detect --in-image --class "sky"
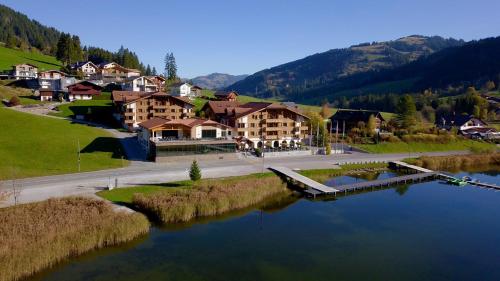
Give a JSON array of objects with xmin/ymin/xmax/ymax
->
[{"xmin": 2, "ymin": 0, "xmax": 500, "ymax": 78}]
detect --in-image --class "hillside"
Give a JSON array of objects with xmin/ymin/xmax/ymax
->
[
  {"xmin": 0, "ymin": 45, "xmax": 62, "ymax": 71},
  {"xmin": 298, "ymin": 36, "xmax": 500, "ymax": 104},
  {"xmin": 0, "ymin": 108, "xmax": 126, "ymax": 180},
  {"xmin": 228, "ymin": 35, "xmax": 464, "ymax": 101},
  {"xmin": 191, "ymin": 73, "xmax": 248, "ymax": 90},
  {"xmin": 0, "ymin": 4, "xmax": 60, "ymax": 53}
]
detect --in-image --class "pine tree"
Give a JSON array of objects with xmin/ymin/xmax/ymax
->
[
  {"xmin": 366, "ymin": 114, "xmax": 377, "ymax": 137},
  {"xmin": 189, "ymin": 160, "xmax": 201, "ymax": 181},
  {"xmin": 56, "ymin": 33, "xmax": 69, "ymax": 63},
  {"xmin": 145, "ymin": 64, "xmax": 152, "ymax": 76},
  {"xmin": 168, "ymin": 53, "xmax": 177, "ymax": 80},
  {"xmin": 397, "ymin": 95, "xmax": 417, "ymax": 129},
  {"xmin": 152, "ymin": 67, "xmax": 157, "ymax": 75}
]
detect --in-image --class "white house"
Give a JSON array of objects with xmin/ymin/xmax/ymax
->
[
  {"xmin": 122, "ymin": 76, "xmax": 159, "ymax": 92},
  {"xmin": 69, "ymin": 61, "xmax": 99, "ymax": 79},
  {"xmin": 170, "ymin": 82, "xmax": 196, "ymax": 99},
  {"xmin": 12, "ymin": 64, "xmax": 38, "ymax": 80}
]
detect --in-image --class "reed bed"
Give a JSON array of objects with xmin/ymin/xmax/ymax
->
[
  {"xmin": 0, "ymin": 197, "xmax": 149, "ymax": 281},
  {"xmin": 133, "ymin": 174, "xmax": 291, "ymax": 223},
  {"xmin": 413, "ymin": 153, "xmax": 500, "ymax": 171}
]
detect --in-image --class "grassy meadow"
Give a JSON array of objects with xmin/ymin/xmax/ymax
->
[
  {"xmin": 412, "ymin": 153, "xmax": 500, "ymax": 171},
  {"xmin": 0, "ymin": 108, "xmax": 127, "ymax": 180},
  {"xmin": 0, "ymin": 197, "xmax": 149, "ymax": 281},
  {"xmin": 0, "ymin": 85, "xmax": 41, "ymax": 106},
  {"xmin": 0, "ymin": 46, "xmax": 62, "ymax": 72}
]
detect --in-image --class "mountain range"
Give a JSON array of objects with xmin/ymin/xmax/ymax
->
[
  {"xmin": 226, "ymin": 35, "xmax": 489, "ymax": 103},
  {"xmin": 191, "ymin": 73, "xmax": 248, "ymax": 90}
]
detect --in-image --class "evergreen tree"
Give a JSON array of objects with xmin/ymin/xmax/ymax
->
[
  {"xmin": 6, "ymin": 33, "xmax": 17, "ymax": 48},
  {"xmin": 152, "ymin": 67, "xmax": 157, "ymax": 75},
  {"xmin": 164, "ymin": 52, "xmax": 178, "ymax": 80},
  {"xmin": 189, "ymin": 160, "xmax": 201, "ymax": 181},
  {"xmin": 56, "ymin": 33, "xmax": 70, "ymax": 64},
  {"xmin": 397, "ymin": 95, "xmax": 417, "ymax": 129},
  {"xmin": 145, "ymin": 64, "xmax": 152, "ymax": 76}
]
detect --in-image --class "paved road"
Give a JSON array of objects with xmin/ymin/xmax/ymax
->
[{"xmin": 0, "ymin": 151, "xmax": 467, "ymax": 207}]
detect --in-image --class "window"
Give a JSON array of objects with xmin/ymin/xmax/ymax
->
[
  {"xmin": 202, "ymin": 129, "xmax": 217, "ymax": 138},
  {"xmin": 250, "ymin": 132, "xmax": 255, "ymax": 136},
  {"xmin": 238, "ymin": 123, "xmax": 245, "ymax": 128},
  {"xmin": 238, "ymin": 132, "xmax": 244, "ymax": 136},
  {"xmin": 283, "ymin": 131, "xmax": 288, "ymax": 134},
  {"xmin": 171, "ymin": 109, "xmax": 176, "ymax": 113},
  {"xmin": 250, "ymin": 123, "xmax": 255, "ymax": 128},
  {"xmin": 221, "ymin": 131, "xmax": 227, "ymax": 137}
]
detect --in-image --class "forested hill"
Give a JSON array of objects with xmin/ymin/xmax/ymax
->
[
  {"xmin": 0, "ymin": 4, "xmax": 148, "ymax": 72},
  {"xmin": 0, "ymin": 4, "xmax": 60, "ymax": 54},
  {"xmin": 295, "ymin": 36, "xmax": 500, "ymax": 104},
  {"xmin": 191, "ymin": 73, "xmax": 248, "ymax": 90},
  {"xmin": 227, "ymin": 35, "xmax": 464, "ymax": 100}
]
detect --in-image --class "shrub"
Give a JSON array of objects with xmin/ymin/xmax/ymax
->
[
  {"xmin": 133, "ymin": 175, "xmax": 290, "ymax": 223},
  {"xmin": 0, "ymin": 197, "xmax": 149, "ymax": 281},
  {"xmin": 325, "ymin": 143, "xmax": 331, "ymax": 155},
  {"xmin": 254, "ymin": 147, "xmax": 262, "ymax": 157},
  {"xmin": 189, "ymin": 160, "xmax": 201, "ymax": 181},
  {"xmin": 9, "ymin": 96, "xmax": 20, "ymax": 106},
  {"xmin": 414, "ymin": 153, "xmax": 500, "ymax": 171}
]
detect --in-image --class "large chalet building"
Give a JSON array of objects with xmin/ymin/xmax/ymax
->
[
  {"xmin": 112, "ymin": 91, "xmax": 195, "ymax": 130},
  {"xmin": 202, "ymin": 101, "xmax": 310, "ymax": 149}
]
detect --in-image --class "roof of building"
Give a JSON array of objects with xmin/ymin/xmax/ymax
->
[
  {"xmin": 461, "ymin": 127, "xmax": 497, "ymax": 134},
  {"xmin": 111, "ymin": 91, "xmax": 195, "ymax": 106},
  {"xmin": 203, "ymin": 101, "xmax": 308, "ymax": 119},
  {"xmin": 13, "ymin": 63, "xmax": 38, "ymax": 68},
  {"xmin": 67, "ymin": 80, "xmax": 103, "ymax": 90},
  {"xmin": 69, "ymin": 61, "xmax": 97, "ymax": 69},
  {"xmin": 331, "ymin": 109, "xmax": 384, "ymax": 122},
  {"xmin": 191, "ymin": 85, "xmax": 202, "ymax": 90},
  {"xmin": 138, "ymin": 117, "xmax": 231, "ymax": 130},
  {"xmin": 214, "ymin": 90, "xmax": 238, "ymax": 97},
  {"xmin": 202, "ymin": 100, "xmax": 242, "ymax": 114},
  {"xmin": 39, "ymin": 70, "xmax": 67, "ymax": 76},
  {"xmin": 439, "ymin": 114, "xmax": 487, "ymax": 127}
]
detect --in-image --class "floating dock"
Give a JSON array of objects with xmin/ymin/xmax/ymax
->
[{"xmin": 270, "ymin": 160, "xmax": 500, "ymax": 197}]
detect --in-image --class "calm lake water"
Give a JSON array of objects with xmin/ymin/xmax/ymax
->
[{"xmin": 31, "ymin": 169, "xmax": 500, "ymax": 281}]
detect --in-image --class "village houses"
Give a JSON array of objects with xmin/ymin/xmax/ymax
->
[
  {"xmin": 122, "ymin": 76, "xmax": 159, "ymax": 92},
  {"xmin": 202, "ymin": 101, "xmax": 310, "ymax": 149},
  {"xmin": 12, "ymin": 63, "xmax": 38, "ymax": 80},
  {"xmin": 69, "ymin": 61, "xmax": 99, "ymax": 79},
  {"xmin": 112, "ymin": 90, "xmax": 195, "ymax": 130}
]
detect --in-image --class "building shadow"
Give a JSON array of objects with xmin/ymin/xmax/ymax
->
[{"xmin": 80, "ymin": 137, "xmax": 123, "ymax": 159}]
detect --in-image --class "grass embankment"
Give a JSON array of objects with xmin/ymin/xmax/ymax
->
[
  {"xmin": 0, "ymin": 85, "xmax": 40, "ymax": 106},
  {"xmin": 0, "ymin": 108, "xmax": 127, "ymax": 180},
  {"xmin": 0, "ymin": 46, "xmax": 62, "ymax": 72},
  {"xmin": 412, "ymin": 153, "xmax": 500, "ymax": 171},
  {"xmin": 0, "ymin": 197, "xmax": 149, "ymax": 281},
  {"xmin": 356, "ymin": 139, "xmax": 496, "ymax": 153},
  {"xmin": 98, "ymin": 163, "xmax": 389, "ymax": 223},
  {"xmin": 101, "ymin": 173, "xmax": 290, "ymax": 223}
]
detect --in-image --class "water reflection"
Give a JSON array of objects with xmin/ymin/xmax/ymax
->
[{"xmin": 29, "ymin": 169, "xmax": 500, "ymax": 281}]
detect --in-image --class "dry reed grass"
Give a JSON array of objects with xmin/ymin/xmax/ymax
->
[
  {"xmin": 133, "ymin": 175, "xmax": 290, "ymax": 223},
  {"xmin": 0, "ymin": 197, "xmax": 149, "ymax": 281},
  {"xmin": 414, "ymin": 153, "xmax": 500, "ymax": 171}
]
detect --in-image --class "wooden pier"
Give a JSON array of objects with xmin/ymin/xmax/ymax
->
[
  {"xmin": 270, "ymin": 161, "xmax": 499, "ymax": 197},
  {"xmin": 333, "ymin": 172, "xmax": 438, "ymax": 193},
  {"xmin": 269, "ymin": 166, "xmax": 338, "ymax": 195}
]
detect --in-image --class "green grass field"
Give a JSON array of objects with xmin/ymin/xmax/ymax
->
[
  {"xmin": 0, "ymin": 108, "xmax": 127, "ymax": 180},
  {"xmin": 0, "ymin": 46, "xmax": 62, "ymax": 72},
  {"xmin": 0, "ymin": 85, "xmax": 41, "ymax": 106},
  {"xmin": 49, "ymin": 92, "xmax": 121, "ymax": 127},
  {"xmin": 356, "ymin": 140, "xmax": 496, "ymax": 153}
]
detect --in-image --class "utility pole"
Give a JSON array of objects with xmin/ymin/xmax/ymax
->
[
  {"xmin": 335, "ymin": 120, "xmax": 339, "ymax": 154},
  {"xmin": 342, "ymin": 120, "xmax": 345, "ymax": 153},
  {"xmin": 77, "ymin": 139, "xmax": 81, "ymax": 172}
]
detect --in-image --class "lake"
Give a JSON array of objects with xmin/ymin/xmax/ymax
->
[{"xmin": 30, "ymin": 169, "xmax": 500, "ymax": 281}]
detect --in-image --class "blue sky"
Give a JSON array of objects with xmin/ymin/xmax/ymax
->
[{"xmin": 2, "ymin": 0, "xmax": 500, "ymax": 78}]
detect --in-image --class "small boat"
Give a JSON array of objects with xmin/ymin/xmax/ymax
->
[
  {"xmin": 447, "ymin": 178, "xmax": 467, "ymax": 186},
  {"xmin": 462, "ymin": 176, "xmax": 472, "ymax": 181}
]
